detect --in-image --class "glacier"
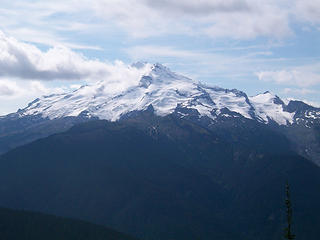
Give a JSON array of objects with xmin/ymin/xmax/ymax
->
[{"xmin": 15, "ymin": 63, "xmax": 318, "ymax": 125}]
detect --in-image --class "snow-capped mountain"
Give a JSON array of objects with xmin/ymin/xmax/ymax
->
[
  {"xmin": 1, "ymin": 62, "xmax": 320, "ymax": 165},
  {"xmin": 15, "ymin": 63, "xmax": 320, "ymax": 126}
]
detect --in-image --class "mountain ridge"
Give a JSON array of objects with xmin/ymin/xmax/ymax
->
[
  {"xmin": 0, "ymin": 63, "xmax": 319, "ymax": 165},
  {"xmin": 5, "ymin": 62, "xmax": 319, "ymax": 126}
]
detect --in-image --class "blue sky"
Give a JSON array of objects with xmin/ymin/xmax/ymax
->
[{"xmin": 0, "ymin": 0, "xmax": 320, "ymax": 115}]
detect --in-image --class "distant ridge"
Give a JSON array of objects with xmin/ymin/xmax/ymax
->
[{"xmin": 0, "ymin": 207, "xmax": 138, "ymax": 240}]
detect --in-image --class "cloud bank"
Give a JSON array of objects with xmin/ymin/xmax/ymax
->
[
  {"xmin": 0, "ymin": 31, "xmax": 154, "ymax": 114},
  {"xmin": 0, "ymin": 31, "xmax": 111, "ymax": 81},
  {"xmin": 256, "ymin": 63, "xmax": 320, "ymax": 87},
  {"xmin": 1, "ymin": 0, "xmax": 319, "ymax": 43},
  {"xmin": 89, "ymin": 0, "xmax": 292, "ymax": 39}
]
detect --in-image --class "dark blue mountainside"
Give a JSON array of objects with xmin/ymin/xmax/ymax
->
[
  {"xmin": 0, "ymin": 109, "xmax": 319, "ymax": 240},
  {"xmin": 0, "ymin": 207, "xmax": 137, "ymax": 240}
]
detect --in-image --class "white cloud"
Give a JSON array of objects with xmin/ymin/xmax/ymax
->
[
  {"xmin": 89, "ymin": 0, "xmax": 293, "ymax": 39},
  {"xmin": 0, "ymin": 79, "xmax": 65, "ymax": 99},
  {"xmin": 91, "ymin": 0, "xmax": 320, "ymax": 38},
  {"xmin": 0, "ymin": 78, "xmax": 69, "ymax": 115},
  {"xmin": 0, "ymin": 0, "xmax": 319, "ymax": 45},
  {"xmin": 294, "ymin": 0, "xmax": 320, "ymax": 25},
  {"xmin": 143, "ymin": 0, "xmax": 251, "ymax": 16},
  {"xmin": 256, "ymin": 63, "xmax": 320, "ymax": 87},
  {"xmin": 0, "ymin": 0, "xmax": 298, "ymax": 41},
  {"xmin": 0, "ymin": 31, "xmax": 157, "ymax": 115},
  {"xmin": 0, "ymin": 80, "xmax": 22, "ymax": 97},
  {"xmin": 0, "ymin": 31, "xmax": 157, "ymax": 85},
  {"xmin": 0, "ymin": 31, "xmax": 156, "ymax": 114},
  {"xmin": 0, "ymin": 31, "xmax": 112, "ymax": 81},
  {"xmin": 204, "ymin": 2, "xmax": 292, "ymax": 39}
]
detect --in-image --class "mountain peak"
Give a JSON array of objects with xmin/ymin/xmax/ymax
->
[{"xmin": 7, "ymin": 62, "xmax": 319, "ymax": 126}]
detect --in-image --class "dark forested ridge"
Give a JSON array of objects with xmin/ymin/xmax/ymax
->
[
  {"xmin": 0, "ymin": 113, "xmax": 95, "ymax": 155},
  {"xmin": 0, "ymin": 111, "xmax": 319, "ymax": 240},
  {"xmin": 0, "ymin": 207, "xmax": 137, "ymax": 240}
]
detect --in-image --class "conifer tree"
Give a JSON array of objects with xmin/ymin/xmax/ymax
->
[{"xmin": 284, "ymin": 182, "xmax": 295, "ymax": 239}]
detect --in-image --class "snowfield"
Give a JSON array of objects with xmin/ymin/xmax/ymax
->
[{"xmin": 18, "ymin": 63, "xmax": 319, "ymax": 125}]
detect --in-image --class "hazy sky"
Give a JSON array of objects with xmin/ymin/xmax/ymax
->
[{"xmin": 0, "ymin": 0, "xmax": 320, "ymax": 115}]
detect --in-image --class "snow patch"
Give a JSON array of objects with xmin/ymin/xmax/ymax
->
[{"xmin": 250, "ymin": 92, "xmax": 294, "ymax": 124}]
